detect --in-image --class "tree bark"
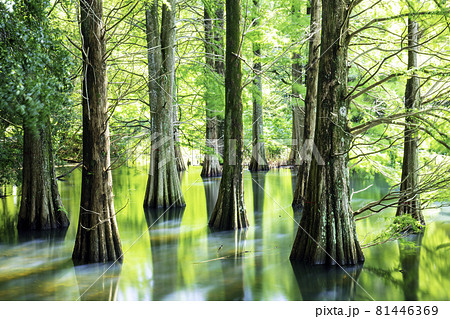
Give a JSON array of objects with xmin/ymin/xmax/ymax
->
[
  {"xmin": 248, "ymin": 0, "xmax": 269, "ymax": 172},
  {"xmin": 72, "ymin": 0, "xmax": 122, "ymax": 265},
  {"xmin": 208, "ymin": 0, "xmax": 248, "ymax": 230},
  {"xmin": 201, "ymin": 1, "xmax": 224, "ymax": 177},
  {"xmin": 144, "ymin": 0, "xmax": 185, "ymax": 208},
  {"xmin": 18, "ymin": 122, "xmax": 70, "ymax": 230},
  {"xmin": 292, "ymin": 0, "xmax": 321, "ymax": 206},
  {"xmin": 396, "ymin": 18, "xmax": 425, "ymax": 226},
  {"xmin": 290, "ymin": 0, "xmax": 364, "ymax": 265},
  {"xmin": 288, "ymin": 2, "xmax": 304, "ymax": 166}
]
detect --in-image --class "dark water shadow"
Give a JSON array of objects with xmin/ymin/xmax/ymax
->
[
  {"xmin": 201, "ymin": 176, "xmax": 221, "ymax": 219},
  {"xmin": 144, "ymin": 206, "xmax": 186, "ymax": 300},
  {"xmin": 398, "ymin": 233, "xmax": 423, "ymax": 301},
  {"xmin": 206, "ymin": 228, "xmax": 248, "ymax": 300},
  {"xmin": 250, "ymin": 171, "xmax": 267, "ymax": 299},
  {"xmin": 74, "ymin": 262, "xmax": 122, "ymax": 301},
  {"xmin": 17, "ymin": 227, "xmax": 68, "ymax": 243},
  {"xmin": 291, "ymin": 262, "xmax": 364, "ymax": 301}
]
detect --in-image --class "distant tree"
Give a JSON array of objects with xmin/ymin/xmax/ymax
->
[
  {"xmin": 288, "ymin": 1, "xmax": 304, "ymax": 167},
  {"xmin": 248, "ymin": 0, "xmax": 269, "ymax": 172},
  {"xmin": 201, "ymin": 0, "xmax": 225, "ymax": 177}
]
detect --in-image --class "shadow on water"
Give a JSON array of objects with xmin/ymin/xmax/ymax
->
[
  {"xmin": 398, "ymin": 233, "xmax": 423, "ymax": 301},
  {"xmin": 290, "ymin": 262, "xmax": 364, "ymax": 301},
  {"xmin": 74, "ymin": 262, "xmax": 122, "ymax": 301},
  {"xmin": 250, "ymin": 171, "xmax": 266, "ymax": 298},
  {"xmin": 144, "ymin": 206, "xmax": 186, "ymax": 300}
]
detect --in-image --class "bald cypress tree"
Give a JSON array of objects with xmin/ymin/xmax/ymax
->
[
  {"xmin": 396, "ymin": 17, "xmax": 425, "ymax": 227},
  {"xmin": 144, "ymin": 0, "xmax": 185, "ymax": 208},
  {"xmin": 72, "ymin": 0, "xmax": 122, "ymax": 264},
  {"xmin": 208, "ymin": 0, "xmax": 248, "ymax": 230},
  {"xmin": 290, "ymin": 0, "xmax": 364, "ymax": 265}
]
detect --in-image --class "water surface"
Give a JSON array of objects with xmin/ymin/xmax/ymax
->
[{"xmin": 0, "ymin": 166, "xmax": 448, "ymax": 301}]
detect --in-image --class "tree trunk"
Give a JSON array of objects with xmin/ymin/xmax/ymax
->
[
  {"xmin": 144, "ymin": 0, "xmax": 185, "ymax": 208},
  {"xmin": 72, "ymin": 0, "xmax": 122, "ymax": 265},
  {"xmin": 292, "ymin": 0, "xmax": 321, "ymax": 207},
  {"xmin": 290, "ymin": 0, "xmax": 364, "ymax": 265},
  {"xmin": 201, "ymin": 1, "xmax": 224, "ymax": 177},
  {"xmin": 18, "ymin": 122, "xmax": 69, "ymax": 230},
  {"xmin": 396, "ymin": 18, "xmax": 425, "ymax": 226},
  {"xmin": 248, "ymin": 0, "xmax": 269, "ymax": 172},
  {"xmin": 208, "ymin": 0, "xmax": 248, "ymax": 230},
  {"xmin": 288, "ymin": 3, "xmax": 304, "ymax": 167},
  {"xmin": 173, "ymin": 50, "xmax": 186, "ymax": 172}
]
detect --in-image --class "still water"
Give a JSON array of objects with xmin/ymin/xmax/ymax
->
[{"xmin": 0, "ymin": 166, "xmax": 449, "ymax": 301}]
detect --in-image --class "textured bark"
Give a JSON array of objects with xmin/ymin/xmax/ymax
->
[
  {"xmin": 18, "ymin": 122, "xmax": 69, "ymax": 230},
  {"xmin": 144, "ymin": 0, "xmax": 185, "ymax": 208},
  {"xmin": 209, "ymin": 0, "xmax": 248, "ymax": 230},
  {"xmin": 290, "ymin": 0, "xmax": 364, "ymax": 265},
  {"xmin": 201, "ymin": 2, "xmax": 224, "ymax": 177},
  {"xmin": 292, "ymin": 0, "xmax": 321, "ymax": 206},
  {"xmin": 248, "ymin": 0, "xmax": 269, "ymax": 172},
  {"xmin": 72, "ymin": 0, "xmax": 122, "ymax": 265},
  {"xmin": 396, "ymin": 18, "xmax": 425, "ymax": 226}
]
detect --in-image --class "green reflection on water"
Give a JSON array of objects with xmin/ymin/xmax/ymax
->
[{"xmin": 0, "ymin": 166, "xmax": 449, "ymax": 300}]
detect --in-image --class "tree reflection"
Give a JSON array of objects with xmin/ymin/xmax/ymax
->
[
  {"xmin": 291, "ymin": 262, "xmax": 363, "ymax": 301},
  {"xmin": 250, "ymin": 171, "xmax": 266, "ymax": 299},
  {"xmin": 398, "ymin": 233, "xmax": 423, "ymax": 301},
  {"xmin": 202, "ymin": 177, "xmax": 220, "ymax": 218},
  {"xmin": 74, "ymin": 262, "xmax": 122, "ymax": 301},
  {"xmin": 145, "ymin": 206, "xmax": 185, "ymax": 300},
  {"xmin": 206, "ymin": 229, "xmax": 248, "ymax": 300}
]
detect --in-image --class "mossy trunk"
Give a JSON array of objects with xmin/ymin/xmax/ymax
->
[
  {"xmin": 396, "ymin": 18, "xmax": 425, "ymax": 226},
  {"xmin": 292, "ymin": 0, "xmax": 321, "ymax": 206},
  {"xmin": 72, "ymin": 0, "xmax": 122, "ymax": 265},
  {"xmin": 144, "ymin": 0, "xmax": 185, "ymax": 208},
  {"xmin": 288, "ymin": 51, "xmax": 304, "ymax": 166},
  {"xmin": 290, "ymin": 0, "xmax": 364, "ymax": 265},
  {"xmin": 248, "ymin": 0, "xmax": 269, "ymax": 172},
  {"xmin": 201, "ymin": 2, "xmax": 224, "ymax": 177},
  {"xmin": 18, "ymin": 122, "xmax": 69, "ymax": 230},
  {"xmin": 209, "ymin": 0, "xmax": 248, "ymax": 230}
]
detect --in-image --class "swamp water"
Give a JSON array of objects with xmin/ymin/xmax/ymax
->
[{"xmin": 0, "ymin": 166, "xmax": 449, "ymax": 301}]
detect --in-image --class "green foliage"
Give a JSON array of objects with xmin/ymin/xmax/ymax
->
[{"xmin": 0, "ymin": 0, "xmax": 75, "ymax": 182}]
